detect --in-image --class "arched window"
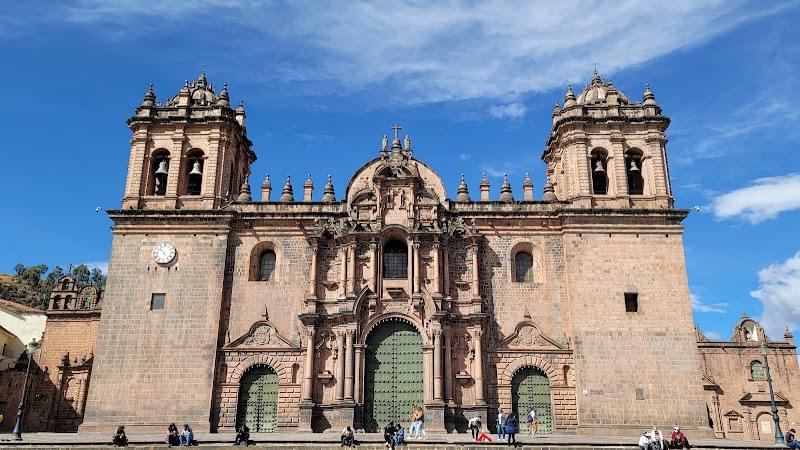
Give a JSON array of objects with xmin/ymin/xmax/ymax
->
[
  {"xmin": 383, "ymin": 240, "xmax": 408, "ymax": 279},
  {"xmin": 52, "ymin": 295, "xmax": 62, "ymax": 310},
  {"xmin": 149, "ymin": 150, "xmax": 170, "ymax": 196},
  {"xmin": 61, "ymin": 279, "xmax": 70, "ymax": 290},
  {"xmin": 750, "ymin": 361, "xmax": 765, "ymax": 380},
  {"xmin": 514, "ymin": 251, "xmax": 534, "ymax": 282},
  {"xmin": 185, "ymin": 149, "xmax": 204, "ymax": 196},
  {"xmin": 258, "ymin": 250, "xmax": 276, "ymax": 281},
  {"xmin": 590, "ymin": 149, "xmax": 608, "ymax": 195},
  {"xmin": 625, "ymin": 150, "xmax": 644, "ymax": 195}
]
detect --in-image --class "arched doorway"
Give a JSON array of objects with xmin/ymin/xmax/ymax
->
[
  {"xmin": 363, "ymin": 320, "xmax": 423, "ymax": 432},
  {"xmin": 236, "ymin": 365, "xmax": 279, "ymax": 432},
  {"xmin": 757, "ymin": 412, "xmax": 773, "ymax": 441},
  {"xmin": 511, "ymin": 366, "xmax": 553, "ymax": 434}
]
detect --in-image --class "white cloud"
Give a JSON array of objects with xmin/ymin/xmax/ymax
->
[
  {"xmin": 691, "ymin": 292, "xmax": 728, "ymax": 314},
  {"xmin": 82, "ymin": 261, "xmax": 108, "ymax": 274},
  {"xmin": 488, "ymin": 103, "xmax": 527, "ymax": 120},
  {"xmin": 751, "ymin": 251, "xmax": 800, "ymax": 338},
  {"xmin": 25, "ymin": 1, "xmax": 789, "ymax": 105},
  {"xmin": 711, "ymin": 173, "xmax": 800, "ymax": 224},
  {"xmin": 703, "ymin": 331, "xmax": 723, "ymax": 340}
]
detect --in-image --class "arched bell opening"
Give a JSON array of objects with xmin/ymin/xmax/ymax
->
[
  {"xmin": 590, "ymin": 149, "xmax": 609, "ymax": 195},
  {"xmin": 625, "ymin": 149, "xmax": 644, "ymax": 195},
  {"xmin": 148, "ymin": 149, "xmax": 170, "ymax": 196}
]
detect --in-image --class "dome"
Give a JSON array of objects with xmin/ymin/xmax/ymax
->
[
  {"xmin": 167, "ymin": 72, "xmax": 220, "ymax": 107},
  {"xmin": 575, "ymin": 71, "xmax": 630, "ymax": 106}
]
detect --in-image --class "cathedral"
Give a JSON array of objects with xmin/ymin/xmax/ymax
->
[{"xmin": 59, "ymin": 72, "xmax": 797, "ymax": 438}]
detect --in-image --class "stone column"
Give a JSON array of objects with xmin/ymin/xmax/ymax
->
[
  {"xmin": 339, "ymin": 244, "xmax": 347, "ymax": 298},
  {"xmin": 308, "ymin": 243, "xmax": 318, "ymax": 299},
  {"xmin": 610, "ymin": 133, "xmax": 627, "ymax": 196},
  {"xmin": 432, "ymin": 241, "xmax": 441, "ymax": 295},
  {"xmin": 302, "ymin": 327, "xmax": 315, "ymax": 401},
  {"xmin": 370, "ymin": 241, "xmax": 378, "ymax": 294},
  {"xmin": 433, "ymin": 329, "xmax": 443, "ymax": 401},
  {"xmin": 354, "ymin": 344, "xmax": 364, "ymax": 404},
  {"xmin": 423, "ymin": 345, "xmax": 432, "ymax": 403},
  {"xmin": 407, "ymin": 238, "xmax": 414, "ymax": 295},
  {"xmin": 345, "ymin": 329, "xmax": 355, "ymax": 400},
  {"xmin": 347, "ymin": 242, "xmax": 357, "ymax": 296},
  {"xmin": 413, "ymin": 241, "xmax": 421, "ymax": 293},
  {"xmin": 471, "ymin": 243, "xmax": 480, "ymax": 299},
  {"xmin": 442, "ymin": 243, "xmax": 450, "ymax": 298},
  {"xmin": 472, "ymin": 328, "xmax": 485, "ymax": 404},
  {"xmin": 335, "ymin": 331, "xmax": 345, "ymax": 401},
  {"xmin": 444, "ymin": 329, "xmax": 453, "ymax": 401}
]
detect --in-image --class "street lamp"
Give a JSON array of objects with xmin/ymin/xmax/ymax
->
[
  {"xmin": 760, "ymin": 343, "xmax": 785, "ymax": 444},
  {"xmin": 11, "ymin": 339, "xmax": 39, "ymax": 441}
]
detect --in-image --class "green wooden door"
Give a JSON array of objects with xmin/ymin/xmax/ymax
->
[
  {"xmin": 237, "ymin": 365, "xmax": 279, "ymax": 432},
  {"xmin": 363, "ymin": 321, "xmax": 423, "ymax": 432},
  {"xmin": 512, "ymin": 367, "xmax": 552, "ymax": 434}
]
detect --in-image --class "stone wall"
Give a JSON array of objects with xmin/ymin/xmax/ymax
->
[{"xmin": 81, "ymin": 223, "xmax": 231, "ymax": 433}]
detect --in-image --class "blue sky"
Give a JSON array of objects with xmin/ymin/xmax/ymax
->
[{"xmin": 1, "ymin": 1, "xmax": 799, "ymax": 341}]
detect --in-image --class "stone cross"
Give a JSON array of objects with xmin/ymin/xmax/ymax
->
[{"xmin": 391, "ymin": 123, "xmax": 402, "ymax": 140}]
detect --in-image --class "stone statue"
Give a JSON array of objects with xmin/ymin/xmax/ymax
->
[{"xmin": 381, "ymin": 134, "xmax": 388, "ymax": 152}]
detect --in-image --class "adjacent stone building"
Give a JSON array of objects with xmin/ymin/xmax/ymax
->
[
  {"xmin": 699, "ymin": 317, "xmax": 799, "ymax": 441},
  {"xmin": 62, "ymin": 71, "xmax": 797, "ymax": 439}
]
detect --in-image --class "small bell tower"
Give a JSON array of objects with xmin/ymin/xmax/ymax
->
[
  {"xmin": 122, "ymin": 73, "xmax": 256, "ymax": 209},
  {"xmin": 542, "ymin": 72, "xmax": 673, "ymax": 209}
]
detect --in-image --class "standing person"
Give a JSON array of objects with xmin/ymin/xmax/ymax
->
[
  {"xmin": 340, "ymin": 426, "xmax": 355, "ymax": 448},
  {"xmin": 786, "ymin": 428, "xmax": 800, "ymax": 448},
  {"xmin": 527, "ymin": 409, "xmax": 538, "ymax": 436},
  {"xmin": 505, "ymin": 414, "xmax": 518, "ymax": 447},
  {"xmin": 497, "ymin": 409, "xmax": 507, "ymax": 440},
  {"xmin": 468, "ymin": 416, "xmax": 482, "ymax": 441},
  {"xmin": 409, "ymin": 405, "xmax": 420, "ymax": 439},
  {"xmin": 383, "ymin": 421, "xmax": 396, "ymax": 449},
  {"xmin": 112, "ymin": 426, "xmax": 128, "ymax": 447},
  {"xmin": 165, "ymin": 423, "xmax": 180, "ymax": 447},
  {"xmin": 180, "ymin": 424, "xmax": 194, "ymax": 447}
]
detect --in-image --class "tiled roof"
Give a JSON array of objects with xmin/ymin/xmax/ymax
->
[{"xmin": 0, "ymin": 298, "xmax": 45, "ymax": 315}]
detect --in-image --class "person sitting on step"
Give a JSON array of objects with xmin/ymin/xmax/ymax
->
[
  {"xmin": 235, "ymin": 425, "xmax": 250, "ymax": 447},
  {"xmin": 393, "ymin": 423, "xmax": 406, "ymax": 447},
  {"xmin": 384, "ymin": 420, "xmax": 396, "ymax": 449},
  {"xmin": 341, "ymin": 426, "xmax": 355, "ymax": 448},
  {"xmin": 112, "ymin": 425, "xmax": 128, "ymax": 447}
]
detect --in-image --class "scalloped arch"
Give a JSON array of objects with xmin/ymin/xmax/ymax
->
[
  {"xmin": 227, "ymin": 354, "xmax": 290, "ymax": 385},
  {"xmin": 499, "ymin": 355, "xmax": 560, "ymax": 385},
  {"xmin": 360, "ymin": 313, "xmax": 427, "ymax": 345}
]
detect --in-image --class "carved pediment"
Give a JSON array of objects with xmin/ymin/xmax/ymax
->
[
  {"xmin": 500, "ymin": 321, "xmax": 563, "ymax": 350},
  {"xmin": 226, "ymin": 321, "xmax": 296, "ymax": 349}
]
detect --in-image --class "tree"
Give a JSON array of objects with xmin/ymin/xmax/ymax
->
[
  {"xmin": 71, "ymin": 264, "xmax": 91, "ymax": 288},
  {"xmin": 89, "ymin": 267, "xmax": 106, "ymax": 290}
]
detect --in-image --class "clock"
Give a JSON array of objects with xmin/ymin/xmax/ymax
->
[{"xmin": 152, "ymin": 241, "xmax": 176, "ymax": 264}]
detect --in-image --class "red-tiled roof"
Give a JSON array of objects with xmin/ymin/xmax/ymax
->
[{"xmin": 0, "ymin": 298, "xmax": 45, "ymax": 314}]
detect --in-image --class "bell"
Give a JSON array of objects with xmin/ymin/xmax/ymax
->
[
  {"xmin": 189, "ymin": 160, "xmax": 203, "ymax": 176},
  {"xmin": 593, "ymin": 160, "xmax": 605, "ymax": 172},
  {"xmin": 154, "ymin": 160, "xmax": 169, "ymax": 175},
  {"xmin": 629, "ymin": 159, "xmax": 640, "ymax": 172}
]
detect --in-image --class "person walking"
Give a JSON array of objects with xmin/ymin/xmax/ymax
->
[
  {"xmin": 505, "ymin": 414, "xmax": 518, "ymax": 447},
  {"xmin": 468, "ymin": 416, "xmax": 482, "ymax": 441},
  {"xmin": 497, "ymin": 408, "xmax": 507, "ymax": 440},
  {"xmin": 527, "ymin": 409, "xmax": 538, "ymax": 436}
]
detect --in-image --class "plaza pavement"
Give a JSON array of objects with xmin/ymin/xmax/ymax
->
[{"xmin": 0, "ymin": 432, "xmax": 788, "ymax": 449}]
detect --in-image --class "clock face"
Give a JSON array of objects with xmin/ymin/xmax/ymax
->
[{"xmin": 152, "ymin": 241, "xmax": 176, "ymax": 264}]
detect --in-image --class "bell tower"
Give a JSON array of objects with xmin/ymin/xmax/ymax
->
[
  {"xmin": 542, "ymin": 71, "xmax": 673, "ymax": 209},
  {"xmin": 122, "ymin": 73, "xmax": 256, "ymax": 209}
]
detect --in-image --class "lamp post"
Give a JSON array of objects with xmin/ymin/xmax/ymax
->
[
  {"xmin": 11, "ymin": 339, "xmax": 39, "ymax": 441},
  {"xmin": 760, "ymin": 343, "xmax": 785, "ymax": 444}
]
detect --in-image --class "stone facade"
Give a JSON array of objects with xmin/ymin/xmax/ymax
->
[
  {"xmin": 699, "ymin": 317, "xmax": 800, "ymax": 441},
  {"xmin": 66, "ymin": 71, "xmax": 793, "ymax": 439}
]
